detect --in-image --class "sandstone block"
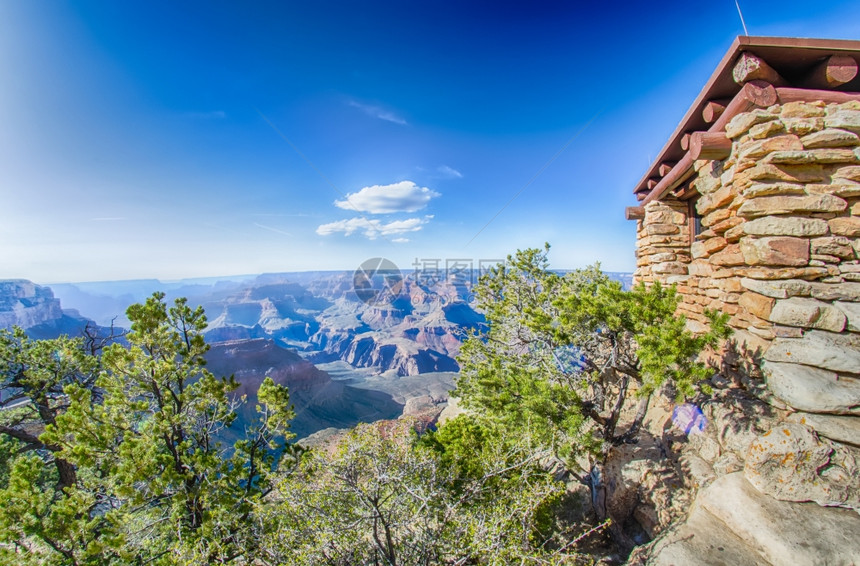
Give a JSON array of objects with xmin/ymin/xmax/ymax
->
[
  {"xmin": 691, "ymin": 172, "xmax": 721, "ymax": 195},
  {"xmin": 809, "ymin": 281, "xmax": 860, "ymax": 301},
  {"xmin": 782, "ymin": 117, "xmax": 825, "ymax": 136},
  {"xmin": 738, "ymin": 291, "xmax": 775, "ymax": 319},
  {"xmin": 725, "ymin": 109, "xmax": 777, "ymax": 139},
  {"xmin": 723, "ymin": 224, "xmax": 745, "ymax": 242},
  {"xmin": 736, "ymin": 162, "xmax": 828, "ymax": 185},
  {"xmin": 781, "ymin": 101, "xmax": 826, "ymax": 118},
  {"xmin": 737, "ymin": 134, "xmax": 803, "ymax": 159},
  {"xmin": 742, "ymin": 216, "xmax": 828, "ymax": 237},
  {"xmin": 739, "ymin": 266, "xmax": 828, "ymax": 280},
  {"xmin": 801, "ymin": 128, "xmax": 860, "ymax": 148},
  {"xmin": 701, "ymin": 208, "xmax": 732, "ymax": 228},
  {"xmin": 768, "ymin": 297, "xmax": 846, "ymax": 332},
  {"xmin": 748, "ymin": 119, "xmax": 785, "ymax": 139},
  {"xmin": 763, "ymin": 361, "xmax": 860, "ymax": 414},
  {"xmin": 835, "ymin": 301, "xmax": 860, "ymax": 332},
  {"xmin": 744, "ymin": 422, "xmax": 859, "ymax": 510},
  {"xmin": 740, "ymin": 236, "xmax": 808, "ymax": 266},
  {"xmin": 828, "ymin": 216, "xmax": 860, "ymax": 237},
  {"xmin": 741, "ymin": 182, "xmax": 805, "ymax": 198},
  {"xmin": 764, "ymin": 330, "xmax": 860, "ymax": 374},
  {"xmin": 649, "ymin": 252, "xmax": 677, "ymax": 263},
  {"xmin": 832, "ymin": 165, "xmax": 860, "ymax": 182},
  {"xmin": 645, "ymin": 223, "xmax": 680, "ymax": 235},
  {"xmin": 710, "ymin": 245, "xmax": 745, "ymax": 266},
  {"xmin": 811, "ymin": 236, "xmax": 855, "ymax": 258},
  {"xmin": 652, "ymin": 262, "xmax": 688, "ymax": 275},
  {"xmin": 697, "ymin": 185, "xmax": 736, "ymax": 216},
  {"xmin": 710, "ymin": 216, "xmax": 744, "ymax": 234},
  {"xmin": 766, "ymin": 149, "xmax": 858, "ymax": 165},
  {"xmin": 737, "ymin": 193, "xmax": 847, "ymax": 217},
  {"xmin": 804, "ymin": 182, "xmax": 860, "ymax": 198},
  {"xmin": 644, "ymin": 208, "xmax": 685, "ymax": 226},
  {"xmin": 787, "ymin": 412, "xmax": 860, "ymax": 447},
  {"xmin": 824, "ymin": 109, "xmax": 860, "ymax": 134}
]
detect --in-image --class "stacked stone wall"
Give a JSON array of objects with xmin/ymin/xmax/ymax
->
[{"xmin": 634, "ymin": 99, "xmax": 860, "ymax": 422}]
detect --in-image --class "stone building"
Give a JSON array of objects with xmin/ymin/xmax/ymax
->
[
  {"xmin": 623, "ymin": 37, "xmax": 860, "ymax": 564},
  {"xmin": 627, "ymin": 36, "xmax": 860, "ymax": 420}
]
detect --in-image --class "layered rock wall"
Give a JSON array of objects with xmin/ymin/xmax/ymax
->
[{"xmin": 634, "ymin": 100, "xmax": 860, "ymax": 421}]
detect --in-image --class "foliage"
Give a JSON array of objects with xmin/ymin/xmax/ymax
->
[
  {"xmin": 265, "ymin": 418, "xmax": 586, "ymax": 565},
  {"xmin": 0, "ymin": 293, "xmax": 298, "ymax": 565},
  {"xmin": 456, "ymin": 244, "xmax": 731, "ymax": 474}
]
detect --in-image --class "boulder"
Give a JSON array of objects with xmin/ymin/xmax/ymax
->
[
  {"xmin": 762, "ymin": 361, "xmax": 860, "ymax": 414},
  {"xmin": 744, "ymin": 422, "xmax": 859, "ymax": 510},
  {"xmin": 699, "ymin": 473, "xmax": 860, "ymax": 566},
  {"xmin": 787, "ymin": 412, "xmax": 860, "ymax": 447}
]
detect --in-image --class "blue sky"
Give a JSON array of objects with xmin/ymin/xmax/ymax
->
[{"xmin": 2, "ymin": 1, "xmax": 859, "ymax": 282}]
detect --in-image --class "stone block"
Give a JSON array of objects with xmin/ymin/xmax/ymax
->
[
  {"xmin": 646, "ymin": 223, "xmax": 680, "ymax": 235},
  {"xmin": 809, "ymin": 281, "xmax": 860, "ymax": 301},
  {"xmin": 710, "ymin": 245, "xmax": 745, "ymax": 266},
  {"xmin": 742, "ymin": 216, "xmax": 828, "ymax": 237},
  {"xmin": 740, "ymin": 266, "xmax": 829, "ymax": 280},
  {"xmin": 804, "ymin": 182, "xmax": 860, "ymax": 198},
  {"xmin": 748, "ymin": 119, "xmax": 785, "ymax": 139},
  {"xmin": 828, "ymin": 216, "xmax": 860, "ymax": 237},
  {"xmin": 765, "ymin": 149, "xmax": 858, "ymax": 165},
  {"xmin": 763, "ymin": 361, "xmax": 860, "ymax": 414},
  {"xmin": 740, "ymin": 236, "xmax": 809, "ymax": 266},
  {"xmin": 832, "ymin": 165, "xmax": 860, "ymax": 182},
  {"xmin": 710, "ymin": 216, "xmax": 744, "ymax": 234},
  {"xmin": 764, "ymin": 330, "xmax": 860, "ymax": 374},
  {"xmin": 781, "ymin": 101, "xmax": 826, "ymax": 118},
  {"xmin": 741, "ymin": 182, "xmax": 805, "ymax": 198},
  {"xmin": 737, "ymin": 134, "xmax": 803, "ymax": 159},
  {"xmin": 726, "ymin": 109, "xmax": 778, "ymax": 139},
  {"xmin": 701, "ymin": 208, "xmax": 732, "ymax": 227},
  {"xmin": 782, "ymin": 117, "xmax": 825, "ymax": 136},
  {"xmin": 811, "ymin": 236, "xmax": 855, "ymax": 258},
  {"xmin": 736, "ymin": 193, "xmax": 847, "ymax": 218},
  {"xmin": 801, "ymin": 128, "xmax": 860, "ymax": 148},
  {"xmin": 768, "ymin": 297, "xmax": 846, "ymax": 332},
  {"xmin": 835, "ymin": 301, "xmax": 860, "ymax": 332},
  {"xmin": 736, "ymin": 162, "xmax": 828, "ymax": 185},
  {"xmin": 740, "ymin": 277, "xmax": 811, "ymax": 298},
  {"xmin": 824, "ymin": 109, "xmax": 860, "ymax": 134},
  {"xmin": 697, "ymin": 185, "xmax": 736, "ymax": 216},
  {"xmin": 738, "ymin": 291, "xmax": 775, "ymax": 319},
  {"xmin": 652, "ymin": 262, "xmax": 688, "ymax": 275}
]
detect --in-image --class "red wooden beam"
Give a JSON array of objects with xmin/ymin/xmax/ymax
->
[
  {"xmin": 801, "ymin": 55, "xmax": 858, "ymax": 89},
  {"xmin": 690, "ymin": 132, "xmax": 732, "ymax": 161}
]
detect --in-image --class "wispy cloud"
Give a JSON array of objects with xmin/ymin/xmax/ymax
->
[
  {"xmin": 391, "ymin": 237, "xmax": 410, "ymax": 243},
  {"xmin": 316, "ymin": 216, "xmax": 432, "ymax": 240},
  {"xmin": 436, "ymin": 165, "xmax": 463, "ymax": 179},
  {"xmin": 347, "ymin": 101, "xmax": 407, "ymax": 125},
  {"xmin": 254, "ymin": 222, "xmax": 293, "ymax": 237},
  {"xmin": 335, "ymin": 181, "xmax": 439, "ymax": 214}
]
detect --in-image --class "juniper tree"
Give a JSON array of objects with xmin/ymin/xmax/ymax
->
[{"xmin": 455, "ymin": 244, "xmax": 730, "ymax": 488}]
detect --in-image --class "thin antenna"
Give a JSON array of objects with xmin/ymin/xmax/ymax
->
[{"xmin": 735, "ymin": 0, "xmax": 749, "ymax": 36}]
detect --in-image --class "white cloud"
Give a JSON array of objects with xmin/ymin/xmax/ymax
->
[
  {"xmin": 391, "ymin": 237, "xmax": 410, "ymax": 243},
  {"xmin": 316, "ymin": 216, "xmax": 432, "ymax": 240},
  {"xmin": 348, "ymin": 101, "xmax": 407, "ymax": 125},
  {"xmin": 436, "ymin": 165, "xmax": 462, "ymax": 179},
  {"xmin": 335, "ymin": 181, "xmax": 439, "ymax": 214}
]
